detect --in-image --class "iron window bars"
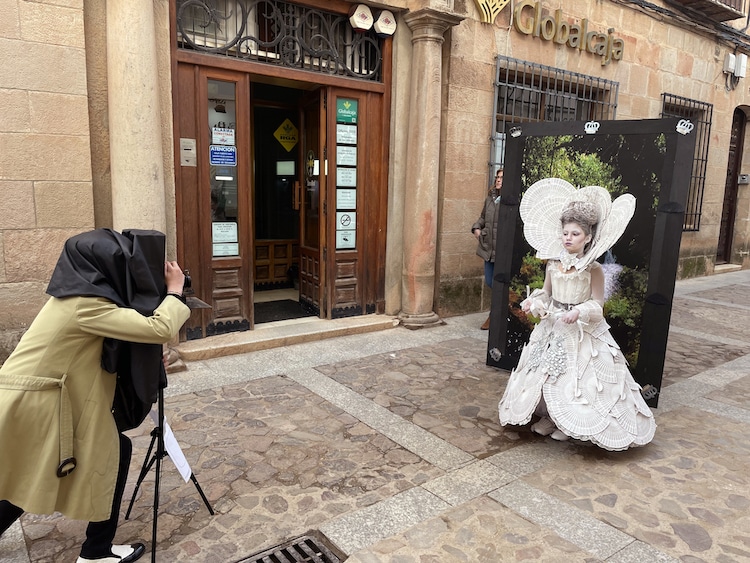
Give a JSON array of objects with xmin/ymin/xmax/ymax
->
[
  {"xmin": 176, "ymin": 0, "xmax": 384, "ymax": 81},
  {"xmin": 660, "ymin": 93, "xmax": 713, "ymax": 231},
  {"xmin": 490, "ymin": 55, "xmax": 619, "ymax": 172}
]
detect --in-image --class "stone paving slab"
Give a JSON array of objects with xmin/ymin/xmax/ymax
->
[
  {"xmin": 670, "ymin": 297, "xmax": 750, "ymax": 341},
  {"xmin": 521, "ymin": 406, "xmax": 750, "ymax": 562},
  {"xmin": 346, "ymin": 496, "xmax": 604, "ymax": 563},
  {"xmin": 3, "ymin": 271, "xmax": 750, "ymax": 562}
]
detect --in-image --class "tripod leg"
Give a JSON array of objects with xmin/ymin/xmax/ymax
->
[
  {"xmin": 189, "ymin": 473, "xmax": 215, "ymax": 515},
  {"xmin": 151, "ymin": 449, "xmax": 161, "ymax": 563},
  {"xmin": 125, "ymin": 432, "xmax": 158, "ymax": 520}
]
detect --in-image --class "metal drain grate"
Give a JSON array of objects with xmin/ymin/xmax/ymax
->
[{"xmin": 234, "ymin": 531, "xmax": 344, "ymax": 563}]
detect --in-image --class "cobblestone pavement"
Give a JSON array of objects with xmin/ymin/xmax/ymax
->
[{"xmin": 2, "ymin": 270, "xmax": 750, "ymax": 562}]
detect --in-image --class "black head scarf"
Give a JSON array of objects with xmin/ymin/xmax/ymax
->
[{"xmin": 47, "ymin": 229, "xmax": 168, "ymax": 428}]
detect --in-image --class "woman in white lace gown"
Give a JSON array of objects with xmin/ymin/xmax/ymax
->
[{"xmin": 498, "ymin": 179, "xmax": 656, "ymax": 451}]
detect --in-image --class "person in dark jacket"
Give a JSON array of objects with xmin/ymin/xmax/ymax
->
[{"xmin": 471, "ymin": 168, "xmax": 503, "ymax": 330}]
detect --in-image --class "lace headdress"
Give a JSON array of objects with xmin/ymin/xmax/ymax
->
[{"xmin": 520, "ymin": 178, "xmax": 636, "ymax": 271}]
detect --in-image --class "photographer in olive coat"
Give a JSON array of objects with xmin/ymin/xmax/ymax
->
[{"xmin": 0, "ymin": 229, "xmax": 191, "ymax": 563}]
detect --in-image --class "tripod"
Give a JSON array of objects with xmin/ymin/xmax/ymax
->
[{"xmin": 125, "ymin": 386, "xmax": 214, "ymax": 562}]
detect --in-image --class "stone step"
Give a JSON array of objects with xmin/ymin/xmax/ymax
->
[{"xmin": 174, "ymin": 314, "xmax": 399, "ymax": 361}]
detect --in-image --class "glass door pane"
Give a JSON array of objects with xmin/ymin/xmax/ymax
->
[{"xmin": 208, "ymin": 79, "xmax": 239, "ymax": 257}]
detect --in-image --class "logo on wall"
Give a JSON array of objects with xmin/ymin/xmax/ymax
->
[
  {"xmin": 473, "ymin": 0, "xmax": 624, "ymax": 65},
  {"xmin": 473, "ymin": 0, "xmax": 511, "ymax": 24}
]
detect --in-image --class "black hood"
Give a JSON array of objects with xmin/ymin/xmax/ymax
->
[
  {"xmin": 47, "ymin": 229, "xmax": 168, "ymax": 414},
  {"xmin": 47, "ymin": 228, "xmax": 166, "ymax": 314}
]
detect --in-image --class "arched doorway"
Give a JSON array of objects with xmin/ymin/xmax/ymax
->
[{"xmin": 717, "ymin": 108, "xmax": 746, "ymax": 264}]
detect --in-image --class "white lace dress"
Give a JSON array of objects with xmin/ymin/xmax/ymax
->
[{"xmin": 498, "ymin": 261, "xmax": 656, "ymax": 450}]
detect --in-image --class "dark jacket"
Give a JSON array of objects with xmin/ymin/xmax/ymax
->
[{"xmin": 472, "ymin": 190, "xmax": 502, "ymax": 262}]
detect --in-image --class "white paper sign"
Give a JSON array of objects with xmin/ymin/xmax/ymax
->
[
  {"xmin": 336, "ymin": 230, "xmax": 356, "ymax": 249},
  {"xmin": 149, "ymin": 410, "xmax": 192, "ymax": 483},
  {"xmin": 337, "ymin": 211, "xmax": 356, "ymax": 230},
  {"xmin": 212, "ymin": 222, "xmax": 238, "ymax": 243},
  {"xmin": 337, "ymin": 146, "xmax": 357, "ymax": 166},
  {"xmin": 337, "ymin": 189, "xmax": 356, "ymax": 210},
  {"xmin": 212, "ymin": 127, "xmax": 235, "ymax": 145},
  {"xmin": 213, "ymin": 243, "xmax": 239, "ymax": 256},
  {"xmin": 336, "ymin": 124, "xmax": 357, "ymax": 144},
  {"xmin": 337, "ymin": 167, "xmax": 357, "ymax": 187}
]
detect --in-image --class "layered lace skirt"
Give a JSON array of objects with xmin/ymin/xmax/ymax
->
[{"xmin": 498, "ymin": 314, "xmax": 656, "ymax": 450}]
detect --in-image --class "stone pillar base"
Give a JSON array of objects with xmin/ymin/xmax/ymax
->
[{"xmin": 398, "ymin": 311, "xmax": 443, "ymax": 329}]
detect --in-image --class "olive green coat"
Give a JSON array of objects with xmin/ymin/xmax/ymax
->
[{"xmin": 0, "ymin": 295, "xmax": 190, "ymax": 521}]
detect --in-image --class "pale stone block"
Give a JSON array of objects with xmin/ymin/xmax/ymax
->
[
  {"xmin": 472, "ymin": 24, "xmax": 497, "ymax": 61},
  {"xmin": 627, "ymin": 64, "xmax": 648, "ymax": 96},
  {"xmin": 448, "ymin": 17, "xmax": 476, "ymax": 59},
  {"xmin": 666, "ymin": 26, "xmax": 685, "ymax": 50},
  {"xmin": 441, "ymin": 198, "xmax": 482, "ymax": 234},
  {"xmin": 676, "ymin": 51, "xmax": 694, "ymax": 77},
  {"xmin": 4, "ymin": 228, "xmax": 83, "ymax": 283},
  {"xmin": 0, "ymin": 282, "xmax": 49, "ymax": 331},
  {"xmin": 0, "ymin": 38, "xmax": 87, "ymax": 94},
  {"xmin": 443, "ymin": 170, "xmax": 487, "ymax": 201},
  {"xmin": 0, "ymin": 89, "xmax": 29, "ymax": 133},
  {"xmin": 0, "ymin": 181, "xmax": 35, "ymax": 229},
  {"xmin": 633, "ymin": 38, "xmax": 660, "ymax": 69},
  {"xmin": 444, "ymin": 141, "xmax": 488, "ymax": 175},
  {"xmin": 446, "ymin": 86, "xmax": 494, "ymax": 115},
  {"xmin": 440, "ymin": 231, "xmax": 478, "ymax": 255},
  {"xmin": 447, "ymin": 58, "xmax": 495, "ymax": 92},
  {"xmin": 19, "ymin": 2, "xmax": 85, "ymax": 48},
  {"xmin": 35, "ymin": 182, "xmax": 95, "ymax": 228},
  {"xmin": 0, "ymin": 0, "xmax": 20, "ymax": 39},
  {"xmin": 0, "ymin": 231, "xmax": 4, "ymax": 283},
  {"xmin": 34, "ymin": 0, "xmax": 84, "ymax": 8},
  {"xmin": 30, "ymin": 92, "xmax": 90, "ymax": 135},
  {"xmin": 436, "ymin": 251, "xmax": 468, "ymax": 279},
  {"xmin": 0, "ymin": 133, "xmax": 92, "ymax": 181},
  {"xmin": 444, "ymin": 109, "xmax": 492, "ymax": 145}
]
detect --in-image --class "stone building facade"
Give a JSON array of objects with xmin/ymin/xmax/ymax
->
[{"xmin": 1, "ymin": 0, "xmax": 749, "ymax": 360}]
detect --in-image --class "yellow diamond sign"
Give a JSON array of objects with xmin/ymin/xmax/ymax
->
[{"xmin": 274, "ymin": 118, "xmax": 299, "ymax": 152}]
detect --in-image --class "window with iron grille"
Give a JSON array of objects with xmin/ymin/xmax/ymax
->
[
  {"xmin": 491, "ymin": 55, "xmax": 619, "ymax": 172},
  {"xmin": 660, "ymin": 94, "xmax": 713, "ymax": 231},
  {"xmin": 176, "ymin": 0, "xmax": 384, "ymax": 81}
]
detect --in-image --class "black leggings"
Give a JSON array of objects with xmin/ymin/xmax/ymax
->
[{"xmin": 0, "ymin": 434, "xmax": 133, "ymax": 558}]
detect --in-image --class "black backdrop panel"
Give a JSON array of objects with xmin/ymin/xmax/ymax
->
[{"xmin": 486, "ymin": 118, "xmax": 696, "ymax": 408}]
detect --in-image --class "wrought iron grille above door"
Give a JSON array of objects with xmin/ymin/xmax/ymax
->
[{"xmin": 176, "ymin": 0, "xmax": 384, "ymax": 81}]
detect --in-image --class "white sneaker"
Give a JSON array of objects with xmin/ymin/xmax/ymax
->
[
  {"xmin": 531, "ymin": 418, "xmax": 556, "ymax": 436},
  {"xmin": 550, "ymin": 429, "xmax": 570, "ymax": 441}
]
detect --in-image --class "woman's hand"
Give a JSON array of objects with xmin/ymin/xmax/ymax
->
[
  {"xmin": 473, "ymin": 228, "xmax": 481, "ymax": 240},
  {"xmin": 560, "ymin": 308, "xmax": 580, "ymax": 324},
  {"xmin": 165, "ymin": 261, "xmax": 185, "ymax": 294}
]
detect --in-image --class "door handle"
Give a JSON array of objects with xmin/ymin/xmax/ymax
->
[{"xmin": 293, "ymin": 180, "xmax": 301, "ymax": 210}]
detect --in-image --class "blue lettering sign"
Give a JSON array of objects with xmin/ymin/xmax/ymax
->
[{"xmin": 209, "ymin": 145, "xmax": 237, "ymax": 166}]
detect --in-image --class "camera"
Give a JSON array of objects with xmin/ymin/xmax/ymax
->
[{"xmin": 183, "ymin": 269, "xmax": 192, "ymax": 296}]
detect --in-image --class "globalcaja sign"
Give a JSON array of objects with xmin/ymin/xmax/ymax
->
[{"xmin": 473, "ymin": 0, "xmax": 624, "ymax": 66}]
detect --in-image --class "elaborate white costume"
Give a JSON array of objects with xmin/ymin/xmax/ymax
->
[{"xmin": 498, "ymin": 179, "xmax": 656, "ymax": 450}]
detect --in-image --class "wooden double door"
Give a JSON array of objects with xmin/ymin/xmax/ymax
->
[{"xmin": 174, "ymin": 64, "xmax": 388, "ymax": 339}]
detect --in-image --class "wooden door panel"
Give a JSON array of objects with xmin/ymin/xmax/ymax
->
[
  {"xmin": 175, "ymin": 64, "xmax": 252, "ymax": 337},
  {"xmin": 299, "ymin": 89, "xmax": 325, "ymax": 315}
]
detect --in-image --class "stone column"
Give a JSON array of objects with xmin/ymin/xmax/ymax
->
[
  {"xmin": 107, "ymin": 0, "xmax": 167, "ymax": 232},
  {"xmin": 399, "ymin": 9, "xmax": 463, "ymax": 328}
]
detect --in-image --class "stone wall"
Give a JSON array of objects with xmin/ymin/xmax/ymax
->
[
  {"xmin": 0, "ymin": 0, "xmax": 95, "ymax": 362},
  {"xmin": 435, "ymin": 0, "xmax": 750, "ymax": 316}
]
